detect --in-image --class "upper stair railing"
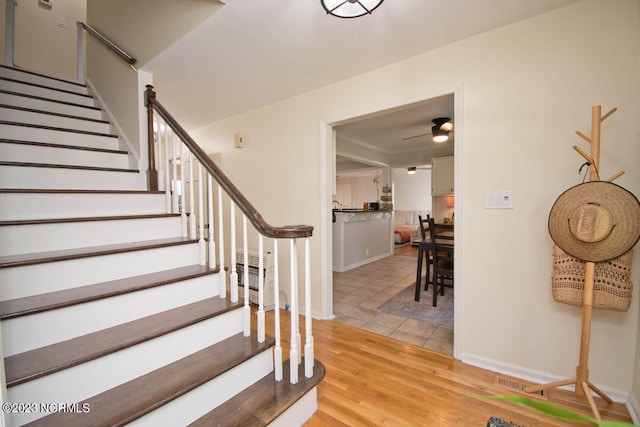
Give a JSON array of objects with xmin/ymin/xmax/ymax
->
[
  {"xmin": 145, "ymin": 85, "xmax": 316, "ymax": 384},
  {"xmin": 75, "ymin": 22, "xmax": 137, "ymax": 83}
]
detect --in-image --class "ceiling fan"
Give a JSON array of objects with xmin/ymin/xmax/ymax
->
[{"xmin": 403, "ymin": 117, "xmax": 454, "ymax": 142}]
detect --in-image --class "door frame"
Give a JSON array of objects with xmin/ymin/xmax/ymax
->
[{"xmin": 319, "ymin": 85, "xmax": 464, "ymax": 359}]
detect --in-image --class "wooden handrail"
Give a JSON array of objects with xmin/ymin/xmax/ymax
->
[
  {"xmin": 78, "ymin": 22, "xmax": 137, "ymax": 68},
  {"xmin": 144, "ymin": 85, "xmax": 313, "ymax": 239}
]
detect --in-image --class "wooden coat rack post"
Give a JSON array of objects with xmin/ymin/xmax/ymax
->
[{"xmin": 526, "ymin": 105, "xmax": 624, "ymax": 421}]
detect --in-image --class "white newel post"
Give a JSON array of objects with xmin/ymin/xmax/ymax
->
[
  {"xmin": 171, "ymin": 134, "xmax": 178, "ymax": 213},
  {"xmin": 180, "ymin": 143, "xmax": 187, "ymax": 238},
  {"xmin": 188, "ymin": 151, "xmax": 196, "ymax": 240}
]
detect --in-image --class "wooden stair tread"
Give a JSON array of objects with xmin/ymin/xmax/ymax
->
[
  {"xmin": 0, "ymin": 120, "xmax": 117, "ymax": 138},
  {"xmin": 0, "ymin": 237, "xmax": 198, "ymax": 268},
  {"xmin": 5, "ymin": 297, "xmax": 240, "ymax": 387},
  {"xmin": 0, "ymin": 160, "xmax": 138, "ymax": 173},
  {"xmin": 0, "ymin": 89, "xmax": 101, "ymax": 111},
  {"xmin": 0, "ymin": 212, "xmax": 180, "ymax": 226},
  {"xmin": 24, "ymin": 332, "xmax": 275, "ymax": 427},
  {"xmin": 0, "ymin": 188, "xmax": 164, "ymax": 194},
  {"xmin": 0, "ymin": 64, "xmax": 87, "ymax": 88},
  {"xmin": 0, "ymin": 76, "xmax": 92, "ymax": 98},
  {"xmin": 0, "ymin": 103, "xmax": 110, "ymax": 124},
  {"xmin": 0, "ymin": 263, "xmax": 219, "ymax": 319},
  {"xmin": 0, "ymin": 138, "xmax": 128, "ymax": 154},
  {"xmin": 190, "ymin": 358, "xmax": 325, "ymax": 427}
]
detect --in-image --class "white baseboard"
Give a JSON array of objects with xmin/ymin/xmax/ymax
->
[
  {"xmin": 627, "ymin": 393, "xmax": 640, "ymax": 425},
  {"xmin": 460, "ymin": 352, "xmax": 630, "ymax": 404}
]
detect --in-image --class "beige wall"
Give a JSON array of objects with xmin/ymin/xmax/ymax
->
[
  {"xmin": 190, "ymin": 0, "xmax": 640, "ymax": 397},
  {"xmin": 87, "ymin": 0, "xmax": 223, "ymax": 66},
  {"xmin": 12, "ymin": 0, "xmax": 85, "ymax": 80}
]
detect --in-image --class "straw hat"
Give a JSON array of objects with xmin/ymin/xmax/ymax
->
[{"xmin": 548, "ymin": 181, "xmax": 640, "ymax": 262}]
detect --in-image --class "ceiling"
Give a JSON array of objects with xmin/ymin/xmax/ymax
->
[{"xmin": 144, "ymin": 0, "xmax": 578, "ymax": 166}]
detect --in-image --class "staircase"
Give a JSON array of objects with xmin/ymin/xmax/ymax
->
[{"xmin": 0, "ymin": 64, "xmax": 323, "ymax": 426}]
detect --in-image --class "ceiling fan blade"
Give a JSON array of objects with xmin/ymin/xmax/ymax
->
[{"xmin": 402, "ymin": 132, "xmax": 432, "ymax": 141}]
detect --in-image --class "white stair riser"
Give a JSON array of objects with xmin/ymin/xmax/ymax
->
[
  {"xmin": 269, "ymin": 388, "xmax": 318, "ymax": 427},
  {"xmin": 8, "ymin": 309, "xmax": 245, "ymax": 426},
  {"xmin": 0, "ymin": 67, "xmax": 89, "ymax": 95},
  {"xmin": 0, "ymin": 244, "xmax": 201, "ymax": 300},
  {"xmin": 3, "ymin": 274, "xmax": 222, "ymax": 355},
  {"xmin": 0, "ymin": 192, "xmax": 166, "ymax": 221},
  {"xmin": 0, "ymin": 142, "xmax": 130, "ymax": 170},
  {"xmin": 0, "ymin": 165, "xmax": 146, "ymax": 191},
  {"xmin": 0, "ymin": 106, "xmax": 112, "ymax": 134},
  {"xmin": 0, "ymin": 216, "xmax": 183, "ymax": 257},
  {"xmin": 129, "ymin": 350, "xmax": 274, "ymax": 427},
  {"xmin": 0, "ymin": 123, "xmax": 119, "ymax": 150},
  {"xmin": 0, "ymin": 80, "xmax": 96, "ymax": 107},
  {"xmin": 0, "ymin": 91, "xmax": 103, "ymax": 120}
]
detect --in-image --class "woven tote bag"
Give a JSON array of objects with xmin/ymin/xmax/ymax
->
[{"xmin": 551, "ymin": 244, "xmax": 634, "ymax": 312}]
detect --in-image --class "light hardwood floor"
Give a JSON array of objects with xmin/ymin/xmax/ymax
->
[{"xmin": 264, "ymin": 310, "xmax": 634, "ymax": 426}]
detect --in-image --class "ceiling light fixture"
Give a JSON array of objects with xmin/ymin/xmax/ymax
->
[
  {"xmin": 431, "ymin": 117, "xmax": 451, "ymax": 143},
  {"xmin": 321, "ymin": 0, "xmax": 384, "ymax": 18},
  {"xmin": 407, "ymin": 167, "xmax": 417, "ymax": 175}
]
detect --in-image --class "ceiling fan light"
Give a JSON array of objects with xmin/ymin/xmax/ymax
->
[
  {"xmin": 407, "ymin": 167, "xmax": 417, "ymax": 175},
  {"xmin": 432, "ymin": 126, "xmax": 449, "ymax": 143},
  {"xmin": 440, "ymin": 121, "xmax": 453, "ymax": 132},
  {"xmin": 321, "ymin": 0, "xmax": 384, "ymax": 18}
]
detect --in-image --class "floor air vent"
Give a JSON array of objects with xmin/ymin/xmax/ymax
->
[{"xmin": 493, "ymin": 374, "xmax": 548, "ymax": 400}]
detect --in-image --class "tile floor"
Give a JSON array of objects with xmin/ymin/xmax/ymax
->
[{"xmin": 332, "ymin": 245, "xmax": 454, "ymax": 356}]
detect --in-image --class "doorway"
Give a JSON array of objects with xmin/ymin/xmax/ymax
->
[{"xmin": 321, "ymin": 89, "xmax": 462, "ymax": 358}]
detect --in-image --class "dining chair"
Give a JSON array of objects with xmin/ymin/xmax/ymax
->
[
  {"xmin": 414, "ymin": 214, "xmax": 432, "ymax": 301},
  {"xmin": 428, "ymin": 217, "xmax": 454, "ymax": 307}
]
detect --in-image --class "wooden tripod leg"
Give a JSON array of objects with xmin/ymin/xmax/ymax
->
[
  {"xmin": 525, "ymin": 377, "xmax": 576, "ymax": 393},
  {"xmin": 581, "ymin": 381, "xmax": 602, "ymax": 421},
  {"xmin": 587, "ymin": 381, "xmax": 613, "ymax": 404}
]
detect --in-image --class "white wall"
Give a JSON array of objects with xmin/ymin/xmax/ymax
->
[
  {"xmin": 336, "ymin": 173, "xmax": 380, "ymax": 209},
  {"xmin": 12, "ymin": 0, "xmax": 86, "ymax": 80},
  {"xmin": 189, "ymin": 0, "xmax": 640, "ymax": 397},
  {"xmin": 393, "ymin": 168, "xmax": 431, "ymax": 212}
]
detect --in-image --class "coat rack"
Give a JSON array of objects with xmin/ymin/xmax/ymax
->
[{"xmin": 525, "ymin": 105, "xmax": 624, "ymax": 421}]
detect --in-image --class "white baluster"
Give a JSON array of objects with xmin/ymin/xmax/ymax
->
[
  {"xmin": 188, "ymin": 151, "xmax": 196, "ymax": 240},
  {"xmin": 229, "ymin": 203, "xmax": 238, "ymax": 303},
  {"xmin": 273, "ymin": 240, "xmax": 283, "ymax": 381},
  {"xmin": 171, "ymin": 133, "xmax": 178, "ymax": 213},
  {"xmin": 304, "ymin": 237, "xmax": 314, "ymax": 378},
  {"xmin": 289, "ymin": 239, "xmax": 298, "ymax": 384},
  {"xmin": 179, "ymin": 142, "xmax": 187, "ymax": 238},
  {"xmin": 197, "ymin": 162, "xmax": 206, "ymax": 265},
  {"xmin": 217, "ymin": 185, "xmax": 227, "ymax": 298},
  {"xmin": 164, "ymin": 126, "xmax": 171, "ymax": 213},
  {"xmin": 242, "ymin": 216, "xmax": 250, "ymax": 337},
  {"xmin": 257, "ymin": 235, "xmax": 265, "ymax": 343},
  {"xmin": 207, "ymin": 175, "xmax": 215, "ymax": 266}
]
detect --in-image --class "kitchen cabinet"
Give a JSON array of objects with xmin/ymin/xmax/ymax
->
[{"xmin": 431, "ymin": 156, "xmax": 454, "ymax": 195}]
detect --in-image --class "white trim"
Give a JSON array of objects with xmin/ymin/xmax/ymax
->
[
  {"xmin": 461, "ymin": 352, "xmax": 630, "ymax": 404},
  {"xmin": 627, "ymin": 393, "xmax": 640, "ymax": 425},
  {"xmin": 451, "ymin": 85, "xmax": 463, "ymax": 361}
]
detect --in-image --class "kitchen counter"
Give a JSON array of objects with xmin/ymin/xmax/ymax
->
[{"xmin": 332, "ymin": 210, "xmax": 392, "ymax": 272}]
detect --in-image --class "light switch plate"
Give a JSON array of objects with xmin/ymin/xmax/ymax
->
[{"xmin": 485, "ymin": 190, "xmax": 514, "ymax": 209}]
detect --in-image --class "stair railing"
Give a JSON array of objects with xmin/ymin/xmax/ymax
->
[
  {"xmin": 145, "ymin": 85, "xmax": 315, "ymax": 384},
  {"xmin": 76, "ymin": 22, "xmax": 137, "ymax": 83}
]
